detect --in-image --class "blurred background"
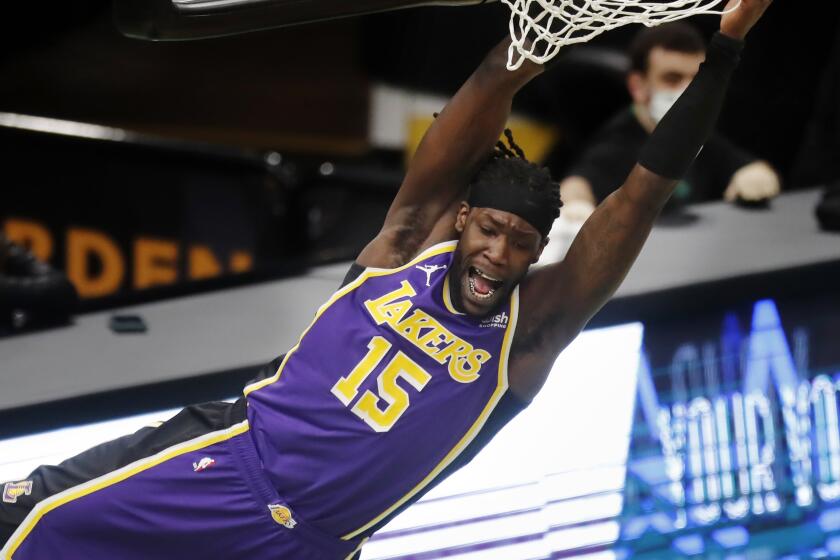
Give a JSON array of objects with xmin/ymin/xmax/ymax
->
[
  {"xmin": 1, "ymin": 0, "xmax": 836, "ymax": 309},
  {"xmin": 2, "ymin": 0, "xmax": 840, "ymax": 558}
]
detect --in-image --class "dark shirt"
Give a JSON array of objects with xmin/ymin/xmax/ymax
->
[
  {"xmin": 792, "ymin": 26, "xmax": 840, "ymax": 188},
  {"xmin": 570, "ymin": 107, "xmax": 755, "ymax": 204}
]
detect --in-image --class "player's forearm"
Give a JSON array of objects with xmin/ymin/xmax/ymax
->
[
  {"xmin": 422, "ymin": 36, "xmax": 543, "ymax": 166},
  {"xmin": 387, "ymin": 38, "xmax": 543, "ymax": 223},
  {"xmin": 427, "ymin": 37, "xmax": 544, "ymax": 181},
  {"xmin": 555, "ymin": 167, "xmax": 661, "ymax": 324},
  {"xmin": 475, "ymin": 37, "xmax": 545, "ymax": 92}
]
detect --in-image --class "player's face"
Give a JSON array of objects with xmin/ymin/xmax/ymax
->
[{"xmin": 450, "ymin": 205, "xmax": 545, "ymax": 316}]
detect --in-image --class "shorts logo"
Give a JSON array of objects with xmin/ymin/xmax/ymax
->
[
  {"xmin": 480, "ymin": 311, "xmax": 509, "ymax": 329},
  {"xmin": 3, "ymin": 481, "xmax": 33, "ymax": 504},
  {"xmin": 192, "ymin": 457, "xmax": 216, "ymax": 472},
  {"xmin": 268, "ymin": 504, "xmax": 297, "ymax": 529}
]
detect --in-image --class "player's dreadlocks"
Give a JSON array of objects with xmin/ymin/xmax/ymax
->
[
  {"xmin": 468, "ymin": 127, "xmax": 563, "ymax": 238},
  {"xmin": 492, "ymin": 128, "xmax": 528, "ymax": 160}
]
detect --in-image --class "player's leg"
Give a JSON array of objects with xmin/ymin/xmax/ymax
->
[
  {"xmin": 1, "ymin": 398, "xmax": 364, "ymax": 560},
  {"xmin": 0, "ymin": 399, "xmax": 239, "ymax": 548},
  {"xmin": 3, "ymin": 421, "xmax": 261, "ymax": 559}
]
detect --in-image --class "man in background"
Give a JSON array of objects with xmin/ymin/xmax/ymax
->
[
  {"xmin": 557, "ymin": 22, "xmax": 780, "ymax": 223},
  {"xmin": 791, "ymin": 23, "xmax": 840, "ymax": 231},
  {"xmin": 792, "ymin": 22, "xmax": 840, "ymax": 189}
]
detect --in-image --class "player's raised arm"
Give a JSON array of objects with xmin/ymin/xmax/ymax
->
[
  {"xmin": 356, "ymin": 39, "xmax": 544, "ymax": 269},
  {"xmin": 512, "ymin": 0, "xmax": 772, "ymax": 398}
]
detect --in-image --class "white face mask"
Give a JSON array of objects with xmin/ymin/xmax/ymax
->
[{"xmin": 648, "ymin": 87, "xmax": 686, "ymax": 124}]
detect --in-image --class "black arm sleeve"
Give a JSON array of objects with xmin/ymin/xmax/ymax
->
[{"xmin": 638, "ymin": 32, "xmax": 745, "ymax": 179}]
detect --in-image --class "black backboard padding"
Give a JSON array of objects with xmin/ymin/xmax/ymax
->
[{"xmin": 114, "ymin": 0, "xmax": 494, "ymax": 41}]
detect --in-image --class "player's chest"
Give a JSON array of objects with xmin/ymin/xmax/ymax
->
[{"xmin": 304, "ymin": 280, "xmax": 510, "ymax": 433}]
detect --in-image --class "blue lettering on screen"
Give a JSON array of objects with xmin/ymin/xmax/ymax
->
[{"xmin": 636, "ymin": 298, "xmax": 840, "ymax": 528}]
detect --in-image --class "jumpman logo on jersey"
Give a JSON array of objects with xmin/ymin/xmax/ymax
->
[{"xmin": 416, "ymin": 264, "xmax": 447, "ymax": 286}]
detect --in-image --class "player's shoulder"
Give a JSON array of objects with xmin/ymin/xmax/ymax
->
[
  {"xmin": 346, "ymin": 238, "xmax": 459, "ymax": 287},
  {"xmin": 355, "ymin": 230, "xmax": 459, "ymax": 270}
]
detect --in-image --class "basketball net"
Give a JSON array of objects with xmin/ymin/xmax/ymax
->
[{"xmin": 502, "ymin": 0, "xmax": 741, "ymax": 70}]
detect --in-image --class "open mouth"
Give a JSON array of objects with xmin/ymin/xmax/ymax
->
[{"xmin": 467, "ymin": 266, "xmax": 504, "ymax": 301}]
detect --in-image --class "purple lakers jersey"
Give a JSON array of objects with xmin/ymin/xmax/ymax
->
[{"xmin": 244, "ymin": 241, "xmax": 519, "ymax": 541}]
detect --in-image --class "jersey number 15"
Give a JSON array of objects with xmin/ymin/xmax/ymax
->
[{"xmin": 330, "ymin": 336, "xmax": 431, "ymax": 432}]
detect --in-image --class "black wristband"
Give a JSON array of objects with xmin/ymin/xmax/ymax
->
[
  {"xmin": 638, "ymin": 32, "xmax": 745, "ymax": 179},
  {"xmin": 708, "ymin": 31, "xmax": 746, "ymax": 60}
]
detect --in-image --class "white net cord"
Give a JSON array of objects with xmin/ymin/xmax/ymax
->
[{"xmin": 503, "ymin": 0, "xmax": 741, "ymax": 70}]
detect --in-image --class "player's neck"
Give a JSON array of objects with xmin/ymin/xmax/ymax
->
[{"xmin": 446, "ymin": 270, "xmax": 467, "ymax": 314}]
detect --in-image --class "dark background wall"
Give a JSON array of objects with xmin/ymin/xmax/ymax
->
[
  {"xmin": 2, "ymin": 1, "xmax": 837, "ymax": 178},
  {"xmin": 1, "ymin": 1, "xmax": 369, "ymax": 154}
]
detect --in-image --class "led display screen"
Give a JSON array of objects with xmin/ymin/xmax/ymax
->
[{"xmin": 621, "ymin": 293, "xmax": 840, "ymax": 557}]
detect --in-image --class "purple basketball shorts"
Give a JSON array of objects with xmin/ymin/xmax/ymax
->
[{"xmin": 1, "ymin": 401, "xmax": 363, "ymax": 560}]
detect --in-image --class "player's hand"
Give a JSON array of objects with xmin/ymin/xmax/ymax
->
[
  {"xmin": 720, "ymin": 0, "xmax": 773, "ymax": 40},
  {"xmin": 723, "ymin": 161, "xmax": 781, "ymax": 203}
]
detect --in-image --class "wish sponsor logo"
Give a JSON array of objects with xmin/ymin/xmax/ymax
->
[
  {"xmin": 3, "ymin": 481, "xmax": 33, "ymax": 504},
  {"xmin": 480, "ymin": 311, "xmax": 509, "ymax": 329}
]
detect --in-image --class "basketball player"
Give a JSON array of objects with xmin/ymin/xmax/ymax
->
[{"xmin": 0, "ymin": 0, "xmax": 772, "ymax": 557}]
